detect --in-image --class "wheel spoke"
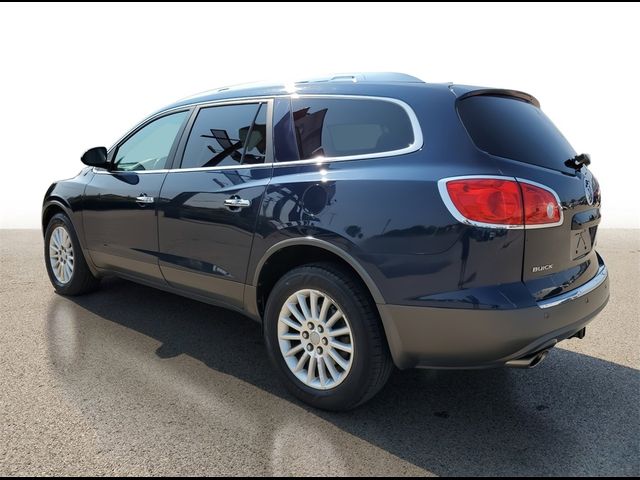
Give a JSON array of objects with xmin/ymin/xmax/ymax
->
[
  {"xmin": 330, "ymin": 340, "xmax": 352, "ymax": 354},
  {"xmin": 294, "ymin": 353, "xmax": 309, "ymax": 373},
  {"xmin": 279, "ymin": 332, "xmax": 300, "ymax": 341},
  {"xmin": 318, "ymin": 296, "xmax": 332, "ymax": 323},
  {"xmin": 285, "ymin": 344, "xmax": 304, "ymax": 357},
  {"xmin": 326, "ymin": 310, "xmax": 342, "ymax": 328},
  {"xmin": 309, "ymin": 290, "xmax": 319, "ymax": 320},
  {"xmin": 280, "ymin": 316, "xmax": 302, "ymax": 332},
  {"xmin": 324, "ymin": 356, "xmax": 340, "ymax": 381},
  {"xmin": 307, "ymin": 356, "xmax": 317, "ymax": 384},
  {"xmin": 296, "ymin": 293, "xmax": 312, "ymax": 320},
  {"xmin": 317, "ymin": 357, "xmax": 328, "ymax": 386},
  {"xmin": 64, "ymin": 263, "xmax": 73, "ymax": 281},
  {"xmin": 285, "ymin": 302, "xmax": 306, "ymax": 325},
  {"xmin": 328, "ymin": 326, "xmax": 351, "ymax": 338},
  {"xmin": 329, "ymin": 349, "xmax": 349, "ymax": 370}
]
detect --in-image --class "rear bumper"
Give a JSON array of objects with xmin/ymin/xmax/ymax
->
[{"xmin": 377, "ymin": 260, "xmax": 610, "ymax": 369}]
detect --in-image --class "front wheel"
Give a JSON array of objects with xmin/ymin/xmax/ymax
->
[
  {"xmin": 44, "ymin": 213, "xmax": 100, "ymax": 296},
  {"xmin": 264, "ymin": 263, "xmax": 393, "ymax": 411}
]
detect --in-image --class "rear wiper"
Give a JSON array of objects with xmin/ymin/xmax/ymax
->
[{"xmin": 565, "ymin": 153, "xmax": 591, "ymax": 170}]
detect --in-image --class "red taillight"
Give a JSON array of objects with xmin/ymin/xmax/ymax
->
[
  {"xmin": 520, "ymin": 182, "xmax": 561, "ymax": 225},
  {"xmin": 440, "ymin": 177, "xmax": 562, "ymax": 228},
  {"xmin": 444, "ymin": 178, "xmax": 523, "ymax": 226}
]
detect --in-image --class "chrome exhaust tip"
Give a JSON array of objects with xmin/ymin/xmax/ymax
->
[{"xmin": 506, "ymin": 349, "xmax": 550, "ymax": 369}]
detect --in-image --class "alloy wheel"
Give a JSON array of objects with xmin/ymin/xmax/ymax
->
[
  {"xmin": 49, "ymin": 226, "xmax": 74, "ymax": 284},
  {"xmin": 277, "ymin": 289, "xmax": 354, "ymax": 390}
]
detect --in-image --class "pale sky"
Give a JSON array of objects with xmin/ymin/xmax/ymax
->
[{"xmin": 1, "ymin": 2, "xmax": 638, "ymax": 228}]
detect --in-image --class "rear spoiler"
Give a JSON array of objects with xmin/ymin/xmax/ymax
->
[{"xmin": 457, "ymin": 89, "xmax": 540, "ymax": 108}]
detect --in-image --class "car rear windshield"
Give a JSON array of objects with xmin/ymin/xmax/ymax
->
[{"xmin": 457, "ymin": 95, "xmax": 576, "ymax": 171}]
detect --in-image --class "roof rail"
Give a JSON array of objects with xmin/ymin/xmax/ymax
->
[{"xmin": 295, "ymin": 72, "xmax": 424, "ymax": 84}]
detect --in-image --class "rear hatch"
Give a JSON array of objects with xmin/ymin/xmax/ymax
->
[{"xmin": 456, "ymin": 89, "xmax": 602, "ymax": 301}]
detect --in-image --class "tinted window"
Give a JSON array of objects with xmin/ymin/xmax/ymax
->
[
  {"xmin": 457, "ymin": 95, "xmax": 576, "ymax": 171},
  {"xmin": 181, "ymin": 103, "xmax": 266, "ymax": 169},
  {"xmin": 289, "ymin": 98, "xmax": 414, "ymax": 160},
  {"xmin": 114, "ymin": 111, "xmax": 188, "ymax": 171},
  {"xmin": 242, "ymin": 104, "xmax": 267, "ymax": 165},
  {"xmin": 273, "ymin": 97, "xmax": 299, "ymax": 162}
]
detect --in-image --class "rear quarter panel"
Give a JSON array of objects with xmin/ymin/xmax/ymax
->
[{"xmin": 248, "ymin": 87, "xmax": 526, "ymax": 307}]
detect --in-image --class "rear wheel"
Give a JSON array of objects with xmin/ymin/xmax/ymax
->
[
  {"xmin": 44, "ymin": 213, "xmax": 100, "ymax": 295},
  {"xmin": 264, "ymin": 263, "xmax": 393, "ymax": 411}
]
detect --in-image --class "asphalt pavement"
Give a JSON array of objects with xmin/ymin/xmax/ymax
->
[{"xmin": 0, "ymin": 229, "xmax": 638, "ymax": 476}]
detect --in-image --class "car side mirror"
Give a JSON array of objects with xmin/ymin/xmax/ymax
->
[{"xmin": 81, "ymin": 146, "xmax": 109, "ymax": 168}]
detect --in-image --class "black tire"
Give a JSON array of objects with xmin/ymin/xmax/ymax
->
[
  {"xmin": 264, "ymin": 262, "xmax": 393, "ymax": 411},
  {"xmin": 44, "ymin": 213, "xmax": 100, "ymax": 296}
]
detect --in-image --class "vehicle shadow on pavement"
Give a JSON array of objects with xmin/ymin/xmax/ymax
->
[{"xmin": 46, "ymin": 277, "xmax": 639, "ymax": 476}]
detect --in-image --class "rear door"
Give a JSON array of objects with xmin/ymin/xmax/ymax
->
[
  {"xmin": 456, "ymin": 92, "xmax": 602, "ymax": 301},
  {"xmin": 157, "ymin": 100, "xmax": 272, "ymax": 309},
  {"xmin": 83, "ymin": 110, "xmax": 190, "ymax": 281}
]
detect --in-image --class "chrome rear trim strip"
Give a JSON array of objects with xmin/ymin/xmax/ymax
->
[{"xmin": 537, "ymin": 263, "xmax": 608, "ymax": 309}]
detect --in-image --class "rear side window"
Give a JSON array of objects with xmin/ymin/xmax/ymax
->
[
  {"xmin": 181, "ymin": 103, "xmax": 266, "ymax": 169},
  {"xmin": 457, "ymin": 95, "xmax": 576, "ymax": 171},
  {"xmin": 289, "ymin": 98, "xmax": 414, "ymax": 160}
]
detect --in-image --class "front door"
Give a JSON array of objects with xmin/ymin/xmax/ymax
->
[
  {"xmin": 83, "ymin": 110, "xmax": 190, "ymax": 281},
  {"xmin": 157, "ymin": 101, "xmax": 272, "ymax": 309}
]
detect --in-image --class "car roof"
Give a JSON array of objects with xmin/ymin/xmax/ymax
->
[{"xmin": 160, "ymin": 72, "xmax": 441, "ymax": 112}]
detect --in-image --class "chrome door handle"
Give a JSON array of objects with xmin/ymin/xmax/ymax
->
[
  {"xmin": 135, "ymin": 194, "xmax": 154, "ymax": 205},
  {"xmin": 224, "ymin": 196, "xmax": 251, "ymax": 208}
]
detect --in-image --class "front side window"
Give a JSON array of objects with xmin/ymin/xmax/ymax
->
[
  {"xmin": 289, "ymin": 98, "xmax": 415, "ymax": 160},
  {"xmin": 180, "ymin": 103, "xmax": 267, "ymax": 169},
  {"xmin": 113, "ymin": 111, "xmax": 189, "ymax": 171}
]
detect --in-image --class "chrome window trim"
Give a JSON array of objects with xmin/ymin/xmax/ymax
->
[
  {"xmin": 175, "ymin": 99, "xmax": 274, "ymax": 170},
  {"xmin": 98, "ymin": 98, "xmax": 274, "ymax": 175},
  {"xmin": 169, "ymin": 163, "xmax": 273, "ymax": 173},
  {"xmin": 106, "ymin": 108, "xmax": 194, "ymax": 171},
  {"xmin": 437, "ymin": 175, "xmax": 564, "ymax": 230},
  {"xmin": 106, "ymin": 96, "xmax": 278, "ymax": 155},
  {"xmin": 93, "ymin": 167, "xmax": 169, "ymax": 175},
  {"xmin": 537, "ymin": 263, "xmax": 607, "ymax": 309},
  {"xmin": 282, "ymin": 94, "xmax": 423, "ymax": 164},
  {"xmin": 97, "ymin": 94, "xmax": 423, "ymax": 175}
]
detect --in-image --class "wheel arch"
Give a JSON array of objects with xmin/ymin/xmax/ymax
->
[
  {"xmin": 250, "ymin": 238, "xmax": 386, "ymax": 320},
  {"xmin": 42, "ymin": 198, "xmax": 100, "ymax": 277},
  {"xmin": 42, "ymin": 199, "xmax": 73, "ymax": 235}
]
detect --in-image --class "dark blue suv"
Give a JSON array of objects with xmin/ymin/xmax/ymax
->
[{"xmin": 42, "ymin": 72, "xmax": 609, "ymax": 410}]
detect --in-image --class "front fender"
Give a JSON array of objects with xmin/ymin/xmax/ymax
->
[{"xmin": 41, "ymin": 169, "xmax": 98, "ymax": 275}]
